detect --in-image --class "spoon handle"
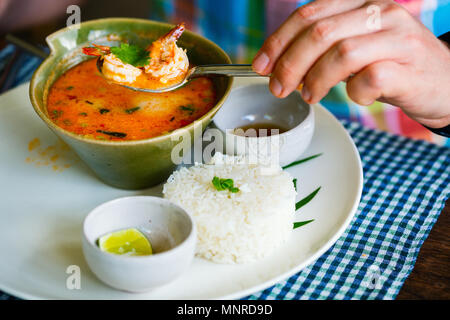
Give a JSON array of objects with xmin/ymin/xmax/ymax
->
[
  {"xmin": 190, "ymin": 64, "xmax": 265, "ymax": 77},
  {"xmin": 5, "ymin": 34, "xmax": 49, "ymax": 59}
]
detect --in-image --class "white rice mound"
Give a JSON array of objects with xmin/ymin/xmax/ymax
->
[{"xmin": 163, "ymin": 153, "xmax": 296, "ymax": 264}]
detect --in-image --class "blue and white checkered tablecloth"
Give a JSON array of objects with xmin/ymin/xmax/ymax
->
[
  {"xmin": 1, "ymin": 120, "xmax": 448, "ymax": 300},
  {"xmin": 243, "ymin": 121, "xmax": 450, "ymax": 300}
]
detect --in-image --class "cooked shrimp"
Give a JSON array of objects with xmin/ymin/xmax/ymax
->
[
  {"xmin": 82, "ymin": 23, "xmax": 188, "ymax": 86},
  {"xmin": 102, "ymin": 54, "xmax": 143, "ymax": 84},
  {"xmin": 82, "ymin": 44, "xmax": 143, "ymax": 84},
  {"xmin": 82, "ymin": 44, "xmax": 111, "ymax": 57},
  {"xmin": 144, "ymin": 23, "xmax": 189, "ymax": 83}
]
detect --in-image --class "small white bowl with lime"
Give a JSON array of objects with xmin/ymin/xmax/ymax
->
[{"xmin": 82, "ymin": 196, "xmax": 196, "ymax": 293}]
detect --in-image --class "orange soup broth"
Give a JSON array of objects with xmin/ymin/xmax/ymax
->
[{"xmin": 47, "ymin": 58, "xmax": 217, "ymax": 141}]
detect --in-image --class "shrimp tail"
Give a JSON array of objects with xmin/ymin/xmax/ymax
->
[
  {"xmin": 162, "ymin": 23, "xmax": 186, "ymax": 43},
  {"xmin": 82, "ymin": 44, "xmax": 111, "ymax": 56}
]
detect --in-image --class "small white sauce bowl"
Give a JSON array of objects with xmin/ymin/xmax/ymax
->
[
  {"xmin": 82, "ymin": 196, "xmax": 196, "ymax": 293},
  {"xmin": 212, "ymin": 84, "xmax": 315, "ymax": 166}
]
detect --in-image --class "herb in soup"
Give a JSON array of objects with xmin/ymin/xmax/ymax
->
[
  {"xmin": 96, "ymin": 130, "xmax": 127, "ymax": 138},
  {"xmin": 125, "ymin": 107, "xmax": 140, "ymax": 114}
]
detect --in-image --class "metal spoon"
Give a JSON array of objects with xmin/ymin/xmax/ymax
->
[
  {"xmin": 5, "ymin": 35, "xmax": 265, "ymax": 93},
  {"xmin": 96, "ymin": 58, "xmax": 265, "ymax": 93}
]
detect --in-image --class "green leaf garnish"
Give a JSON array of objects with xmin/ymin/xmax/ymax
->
[
  {"xmin": 284, "ymin": 154, "xmax": 323, "ymax": 229},
  {"xmin": 221, "ymin": 179, "xmax": 233, "ymax": 188},
  {"xmin": 99, "ymin": 108, "xmax": 110, "ymax": 114},
  {"xmin": 180, "ymin": 105, "xmax": 195, "ymax": 115},
  {"xmin": 282, "ymin": 153, "xmax": 322, "ymax": 170},
  {"xmin": 296, "ymin": 187, "xmax": 321, "ymax": 210},
  {"xmin": 96, "ymin": 130, "xmax": 127, "ymax": 138},
  {"xmin": 51, "ymin": 110, "xmax": 63, "ymax": 119},
  {"xmin": 293, "ymin": 219, "xmax": 314, "ymax": 229},
  {"xmin": 212, "ymin": 176, "xmax": 222, "ymax": 190},
  {"xmin": 212, "ymin": 176, "xmax": 240, "ymax": 193},
  {"xmin": 125, "ymin": 107, "xmax": 140, "ymax": 114},
  {"xmin": 110, "ymin": 43, "xmax": 150, "ymax": 67}
]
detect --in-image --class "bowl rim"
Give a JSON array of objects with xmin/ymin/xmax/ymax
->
[
  {"xmin": 212, "ymin": 83, "xmax": 315, "ymax": 140},
  {"xmin": 29, "ymin": 17, "xmax": 234, "ymax": 146},
  {"xmin": 82, "ymin": 195, "xmax": 196, "ymax": 261}
]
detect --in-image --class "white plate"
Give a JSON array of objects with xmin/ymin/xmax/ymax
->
[{"xmin": 0, "ymin": 79, "xmax": 362, "ymax": 300}]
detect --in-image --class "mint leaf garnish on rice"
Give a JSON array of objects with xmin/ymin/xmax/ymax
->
[{"xmin": 212, "ymin": 176, "xmax": 240, "ymax": 193}]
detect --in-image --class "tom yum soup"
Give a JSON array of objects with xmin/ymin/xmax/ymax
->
[{"xmin": 46, "ymin": 58, "xmax": 216, "ymax": 141}]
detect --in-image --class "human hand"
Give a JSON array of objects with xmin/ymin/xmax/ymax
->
[{"xmin": 253, "ymin": 0, "xmax": 450, "ymax": 128}]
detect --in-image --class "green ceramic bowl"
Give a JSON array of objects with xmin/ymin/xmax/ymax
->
[{"xmin": 29, "ymin": 18, "xmax": 233, "ymax": 190}]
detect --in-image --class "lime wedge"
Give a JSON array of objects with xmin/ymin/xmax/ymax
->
[{"xmin": 98, "ymin": 228, "xmax": 152, "ymax": 256}]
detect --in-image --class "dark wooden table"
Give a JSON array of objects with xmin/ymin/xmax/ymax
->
[{"xmin": 397, "ymin": 199, "xmax": 450, "ymax": 299}]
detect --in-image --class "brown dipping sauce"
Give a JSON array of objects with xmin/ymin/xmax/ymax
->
[{"xmin": 233, "ymin": 123, "xmax": 289, "ymax": 137}]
